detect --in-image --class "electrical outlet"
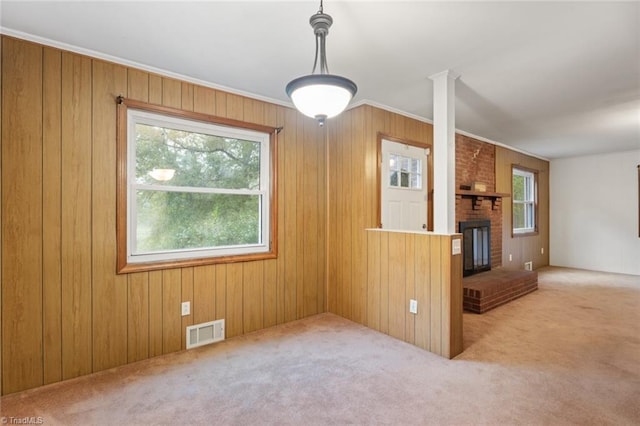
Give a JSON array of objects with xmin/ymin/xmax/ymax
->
[
  {"xmin": 509, "ymin": 254, "xmax": 513, "ymax": 262},
  {"xmin": 409, "ymin": 299, "xmax": 418, "ymax": 314},
  {"xmin": 181, "ymin": 301, "xmax": 190, "ymax": 316},
  {"xmin": 541, "ymin": 247, "xmax": 544, "ymax": 254}
]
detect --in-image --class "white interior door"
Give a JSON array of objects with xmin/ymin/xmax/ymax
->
[{"xmin": 381, "ymin": 140, "xmax": 429, "ymax": 231}]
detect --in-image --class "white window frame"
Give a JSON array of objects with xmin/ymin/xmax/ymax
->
[
  {"xmin": 116, "ymin": 97, "xmax": 277, "ymax": 274},
  {"xmin": 512, "ymin": 167, "xmax": 537, "ymax": 234}
]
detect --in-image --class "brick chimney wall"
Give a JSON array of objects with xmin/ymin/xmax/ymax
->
[{"xmin": 455, "ymin": 134, "xmax": 502, "ymax": 268}]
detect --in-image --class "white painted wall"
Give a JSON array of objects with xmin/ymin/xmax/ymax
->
[{"xmin": 550, "ymin": 149, "xmax": 640, "ymax": 275}]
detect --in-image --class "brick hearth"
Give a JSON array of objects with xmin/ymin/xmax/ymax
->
[{"xmin": 463, "ymin": 269, "xmax": 538, "ymax": 313}]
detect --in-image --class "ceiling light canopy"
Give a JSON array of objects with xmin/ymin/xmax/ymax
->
[{"xmin": 286, "ymin": 0, "xmax": 357, "ymax": 126}]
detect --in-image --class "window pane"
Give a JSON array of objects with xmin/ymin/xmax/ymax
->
[
  {"xmin": 410, "ymin": 173, "xmax": 421, "ymax": 189},
  {"xmin": 135, "ymin": 123, "xmax": 261, "ymax": 190},
  {"xmin": 524, "ymin": 176, "xmax": 533, "ymax": 200},
  {"xmin": 513, "ymin": 174, "xmax": 525, "ymax": 201},
  {"xmin": 390, "ymin": 171, "xmax": 398, "ymax": 187},
  {"xmin": 525, "ymin": 202, "xmax": 535, "ymax": 228},
  {"xmin": 410, "ymin": 158, "xmax": 420, "ymax": 173},
  {"xmin": 400, "ymin": 171, "xmax": 409, "ymax": 188},
  {"xmin": 135, "ymin": 190, "xmax": 259, "ymax": 253},
  {"xmin": 513, "ymin": 203, "xmax": 525, "ymax": 229},
  {"xmin": 400, "ymin": 157, "xmax": 410, "ymax": 172},
  {"xmin": 389, "ymin": 154, "xmax": 398, "ymax": 171}
]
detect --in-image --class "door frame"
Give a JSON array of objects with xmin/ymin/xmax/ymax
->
[{"xmin": 377, "ymin": 133, "xmax": 434, "ymax": 231}]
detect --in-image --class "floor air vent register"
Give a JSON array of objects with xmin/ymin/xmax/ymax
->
[{"xmin": 186, "ymin": 319, "xmax": 225, "ymax": 349}]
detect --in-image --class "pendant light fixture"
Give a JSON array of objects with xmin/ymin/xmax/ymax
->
[{"xmin": 286, "ymin": 0, "xmax": 357, "ymax": 126}]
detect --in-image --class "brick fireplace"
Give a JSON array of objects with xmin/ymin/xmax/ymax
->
[{"xmin": 455, "ymin": 134, "xmax": 503, "ymax": 270}]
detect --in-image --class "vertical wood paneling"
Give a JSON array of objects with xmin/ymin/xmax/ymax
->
[
  {"xmin": 215, "ymin": 91, "xmax": 227, "ymax": 117},
  {"xmin": 429, "ymin": 236, "xmax": 442, "ymax": 355},
  {"xmin": 316, "ymin": 118, "xmax": 327, "ymax": 315},
  {"xmin": 295, "ymin": 116, "xmax": 305, "ymax": 318},
  {"xmin": 181, "ymin": 268, "xmax": 194, "ymax": 349},
  {"xmin": 1, "ymin": 36, "xmax": 328, "ymax": 395},
  {"xmin": 283, "ymin": 109, "xmax": 298, "ymax": 322},
  {"xmin": 263, "ymin": 260, "xmax": 278, "ymax": 328},
  {"xmin": 91, "ymin": 60, "xmax": 128, "ymax": 372},
  {"xmin": 226, "ymin": 263, "xmax": 243, "ymax": 338},
  {"xmin": 275, "ymin": 107, "xmax": 287, "ymax": 325},
  {"xmin": 414, "ymin": 234, "xmax": 431, "ymax": 351},
  {"xmin": 162, "ymin": 269, "xmax": 182, "ymax": 353},
  {"xmin": 387, "ymin": 232, "xmax": 406, "ymax": 340},
  {"xmin": 329, "ymin": 118, "xmax": 341, "ymax": 316},
  {"xmin": 243, "ymin": 97, "xmax": 263, "ymax": 125},
  {"xmin": 1, "ymin": 38, "xmax": 43, "ymax": 394},
  {"xmin": 162, "ymin": 78, "xmax": 181, "ymax": 109},
  {"xmin": 405, "ymin": 233, "xmax": 415, "ymax": 345},
  {"xmin": 243, "ymin": 261, "xmax": 263, "ymax": 333},
  {"xmin": 127, "ymin": 272, "xmax": 149, "ymax": 362},
  {"xmin": 366, "ymin": 230, "xmax": 381, "ymax": 329},
  {"xmin": 226, "ymin": 94, "xmax": 244, "ymax": 121},
  {"xmin": 148, "ymin": 270, "xmax": 163, "ymax": 357},
  {"xmin": 181, "ymin": 82, "xmax": 194, "ymax": 111},
  {"xmin": 193, "ymin": 86, "xmax": 215, "ymax": 115},
  {"xmin": 42, "ymin": 46, "xmax": 63, "ymax": 385},
  {"xmin": 365, "ymin": 231, "xmax": 462, "ymax": 359},
  {"xmin": 326, "ymin": 120, "xmax": 338, "ymax": 314},
  {"xmin": 148, "ymin": 74, "xmax": 162, "ymax": 105},
  {"xmin": 449, "ymin": 237, "xmax": 463, "ymax": 358},
  {"xmin": 439, "ymin": 237, "xmax": 451, "ymax": 357},
  {"xmin": 351, "ymin": 107, "xmax": 367, "ymax": 325},
  {"xmin": 127, "ymin": 68, "xmax": 148, "ymax": 102},
  {"xmin": 61, "ymin": 52, "xmax": 92, "ymax": 380},
  {"xmin": 215, "ymin": 265, "xmax": 227, "ymax": 322},
  {"xmin": 379, "ymin": 231, "xmax": 390, "ymax": 334},
  {"xmin": 303, "ymin": 118, "xmax": 319, "ymax": 317},
  {"xmin": 339, "ymin": 112, "xmax": 353, "ymax": 319},
  {"xmin": 193, "ymin": 265, "xmax": 216, "ymax": 325}
]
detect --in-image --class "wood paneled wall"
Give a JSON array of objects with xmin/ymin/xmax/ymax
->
[
  {"xmin": 327, "ymin": 104, "xmax": 432, "ymax": 323},
  {"xmin": 0, "ymin": 36, "xmax": 327, "ymax": 395},
  {"xmin": 495, "ymin": 146, "xmax": 550, "ymax": 269},
  {"xmin": 366, "ymin": 230, "xmax": 462, "ymax": 359}
]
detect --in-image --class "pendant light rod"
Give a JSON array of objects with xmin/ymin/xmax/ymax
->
[{"xmin": 310, "ymin": 1, "xmax": 332, "ymax": 75}]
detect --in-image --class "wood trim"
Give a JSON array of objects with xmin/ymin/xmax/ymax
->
[
  {"xmin": 115, "ymin": 98, "xmax": 279, "ymax": 274},
  {"xmin": 376, "ymin": 132, "xmax": 434, "ymax": 231},
  {"xmin": 510, "ymin": 164, "xmax": 540, "ymax": 238},
  {"xmin": 117, "ymin": 96, "xmax": 275, "ymax": 135}
]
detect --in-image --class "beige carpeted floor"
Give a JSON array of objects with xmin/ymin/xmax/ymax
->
[{"xmin": 1, "ymin": 267, "xmax": 639, "ymax": 425}]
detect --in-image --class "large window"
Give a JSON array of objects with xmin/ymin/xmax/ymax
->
[
  {"xmin": 512, "ymin": 166, "xmax": 538, "ymax": 235},
  {"xmin": 116, "ymin": 98, "xmax": 277, "ymax": 273}
]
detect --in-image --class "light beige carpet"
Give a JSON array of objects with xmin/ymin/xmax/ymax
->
[{"xmin": 1, "ymin": 267, "xmax": 639, "ymax": 425}]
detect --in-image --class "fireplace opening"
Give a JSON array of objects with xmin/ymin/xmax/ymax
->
[{"xmin": 459, "ymin": 219, "xmax": 491, "ymax": 277}]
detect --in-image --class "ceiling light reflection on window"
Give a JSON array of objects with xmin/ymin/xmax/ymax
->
[{"xmin": 148, "ymin": 168, "xmax": 175, "ymax": 181}]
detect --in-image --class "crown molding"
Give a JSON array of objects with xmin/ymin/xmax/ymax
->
[{"xmin": 1, "ymin": 27, "xmax": 548, "ymax": 162}]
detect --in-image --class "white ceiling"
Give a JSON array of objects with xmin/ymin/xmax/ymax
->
[{"xmin": 1, "ymin": 1, "xmax": 639, "ymax": 159}]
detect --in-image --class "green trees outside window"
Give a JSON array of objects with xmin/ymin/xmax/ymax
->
[
  {"xmin": 134, "ymin": 124, "xmax": 262, "ymax": 253},
  {"xmin": 116, "ymin": 98, "xmax": 276, "ymax": 272}
]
